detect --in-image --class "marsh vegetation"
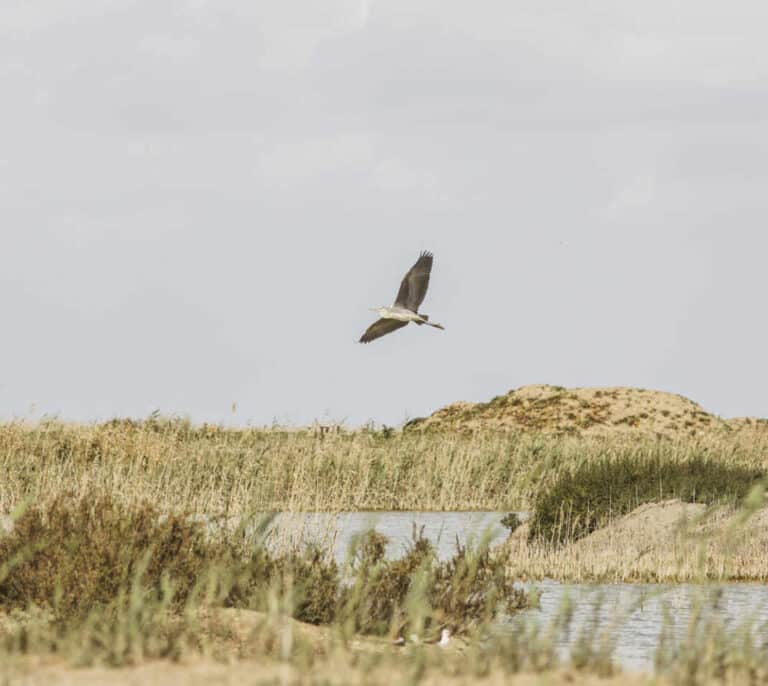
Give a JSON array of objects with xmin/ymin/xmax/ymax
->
[
  {"xmin": 1, "ymin": 418, "xmax": 767, "ymax": 515},
  {"xmin": 3, "ymin": 417, "xmax": 768, "ymax": 683},
  {"xmin": 4, "ymin": 494, "xmax": 768, "ymax": 685}
]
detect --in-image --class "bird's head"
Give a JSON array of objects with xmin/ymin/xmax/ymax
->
[{"xmin": 369, "ymin": 307, "xmax": 387, "ymax": 316}]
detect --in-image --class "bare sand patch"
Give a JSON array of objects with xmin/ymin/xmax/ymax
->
[{"xmin": 0, "ymin": 657, "xmax": 659, "ymax": 686}]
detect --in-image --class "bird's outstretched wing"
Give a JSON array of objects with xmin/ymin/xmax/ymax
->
[
  {"xmin": 394, "ymin": 251, "xmax": 433, "ymax": 312},
  {"xmin": 359, "ymin": 318, "xmax": 408, "ymax": 343}
]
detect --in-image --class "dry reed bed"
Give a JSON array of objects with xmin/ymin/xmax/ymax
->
[
  {"xmin": 4, "ymin": 421, "xmax": 768, "ymax": 683},
  {"xmin": 2, "ymin": 420, "xmax": 768, "ymax": 515},
  {"xmin": 506, "ymin": 496, "xmax": 768, "ymax": 582}
]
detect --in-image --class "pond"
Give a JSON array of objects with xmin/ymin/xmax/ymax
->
[
  {"xmin": 514, "ymin": 579, "xmax": 768, "ymax": 673},
  {"xmin": 275, "ymin": 510, "xmax": 768, "ymax": 674},
  {"xmin": 270, "ymin": 510, "xmax": 514, "ymax": 564}
]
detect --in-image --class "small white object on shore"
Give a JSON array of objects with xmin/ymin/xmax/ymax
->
[{"xmin": 393, "ymin": 628, "xmax": 451, "ymax": 647}]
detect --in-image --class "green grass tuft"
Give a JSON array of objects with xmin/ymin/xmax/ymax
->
[{"xmin": 529, "ymin": 455, "xmax": 764, "ymax": 544}]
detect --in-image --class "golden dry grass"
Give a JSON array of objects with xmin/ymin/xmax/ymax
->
[
  {"xmin": 3, "ymin": 494, "xmax": 768, "ymax": 684},
  {"xmin": 0, "ymin": 419, "xmax": 534, "ymax": 514},
  {"xmin": 0, "ymin": 581, "xmax": 636, "ymax": 685},
  {"xmin": 505, "ymin": 497, "xmax": 768, "ymax": 582},
  {"xmin": 2, "ymin": 417, "xmax": 768, "ymax": 516},
  {"xmin": 0, "ymin": 658, "xmax": 662, "ymax": 686},
  {"xmin": 0, "ymin": 606, "xmax": 665, "ymax": 686},
  {"xmin": 4, "ymin": 386, "xmax": 768, "ymax": 685},
  {"xmin": 0, "ymin": 602, "xmax": 757, "ymax": 686}
]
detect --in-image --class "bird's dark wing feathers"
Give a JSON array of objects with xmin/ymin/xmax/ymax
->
[
  {"xmin": 359, "ymin": 318, "xmax": 409, "ymax": 343},
  {"xmin": 394, "ymin": 251, "xmax": 433, "ymax": 312}
]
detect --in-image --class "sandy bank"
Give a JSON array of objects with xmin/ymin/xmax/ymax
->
[
  {"xmin": 0, "ymin": 608, "xmax": 662, "ymax": 686},
  {"xmin": 0, "ymin": 660, "xmax": 660, "ymax": 686},
  {"xmin": 506, "ymin": 499, "xmax": 768, "ymax": 582}
]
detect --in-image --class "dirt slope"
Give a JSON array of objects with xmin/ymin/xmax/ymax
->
[
  {"xmin": 405, "ymin": 384, "xmax": 766, "ymax": 439},
  {"xmin": 505, "ymin": 499, "xmax": 768, "ymax": 582}
]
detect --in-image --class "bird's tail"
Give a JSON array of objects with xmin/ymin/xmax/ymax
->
[{"xmin": 427, "ymin": 322, "xmax": 445, "ymax": 330}]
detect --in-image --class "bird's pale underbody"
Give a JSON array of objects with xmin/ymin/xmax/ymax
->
[{"xmin": 359, "ymin": 251, "xmax": 445, "ymax": 344}]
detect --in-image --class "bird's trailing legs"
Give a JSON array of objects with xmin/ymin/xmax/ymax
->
[{"xmin": 415, "ymin": 314, "xmax": 445, "ymax": 330}]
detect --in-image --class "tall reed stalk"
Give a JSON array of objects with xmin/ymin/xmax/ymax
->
[{"xmin": 2, "ymin": 419, "xmax": 766, "ymax": 515}]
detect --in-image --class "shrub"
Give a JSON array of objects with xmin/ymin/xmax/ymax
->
[
  {"xmin": 500, "ymin": 512, "xmax": 522, "ymax": 533},
  {"xmin": 0, "ymin": 494, "xmax": 341, "ymax": 626},
  {"xmin": 0, "ymin": 494, "xmax": 224, "ymax": 620},
  {"xmin": 340, "ymin": 526, "xmax": 527, "ymax": 637}
]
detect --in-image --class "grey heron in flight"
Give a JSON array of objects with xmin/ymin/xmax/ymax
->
[{"xmin": 359, "ymin": 251, "xmax": 445, "ymax": 344}]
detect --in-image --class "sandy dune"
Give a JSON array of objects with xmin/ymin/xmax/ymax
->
[{"xmin": 406, "ymin": 384, "xmax": 768, "ymax": 439}]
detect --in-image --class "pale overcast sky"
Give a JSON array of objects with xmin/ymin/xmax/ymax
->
[{"xmin": 2, "ymin": 1, "xmax": 767, "ymax": 426}]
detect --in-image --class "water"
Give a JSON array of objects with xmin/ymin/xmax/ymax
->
[
  {"xmin": 271, "ymin": 510, "xmax": 513, "ymax": 565},
  {"xmin": 515, "ymin": 580, "xmax": 768, "ymax": 673},
  {"xmin": 275, "ymin": 510, "xmax": 768, "ymax": 674}
]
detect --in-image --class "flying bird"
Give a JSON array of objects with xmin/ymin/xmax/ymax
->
[{"xmin": 359, "ymin": 251, "xmax": 445, "ymax": 344}]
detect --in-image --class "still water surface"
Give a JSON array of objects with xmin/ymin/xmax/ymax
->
[
  {"xmin": 273, "ymin": 510, "xmax": 768, "ymax": 673},
  {"xmin": 514, "ymin": 580, "xmax": 768, "ymax": 672},
  {"xmin": 270, "ymin": 510, "xmax": 511, "ymax": 564}
]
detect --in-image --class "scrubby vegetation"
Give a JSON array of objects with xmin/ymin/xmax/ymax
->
[
  {"xmin": 341, "ymin": 527, "xmax": 526, "ymax": 636},
  {"xmin": 528, "ymin": 454, "xmax": 765, "ymax": 544},
  {"xmin": 3, "ymin": 414, "xmax": 768, "ymax": 681},
  {"xmin": 0, "ymin": 493, "xmax": 526, "ymax": 668}
]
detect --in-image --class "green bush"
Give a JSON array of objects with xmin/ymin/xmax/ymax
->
[
  {"xmin": 500, "ymin": 512, "xmax": 522, "ymax": 533},
  {"xmin": 340, "ymin": 526, "xmax": 527, "ymax": 636},
  {"xmin": 0, "ymin": 495, "xmax": 222, "ymax": 620},
  {"xmin": 0, "ymin": 494, "xmax": 340, "ymax": 625},
  {"xmin": 529, "ymin": 455, "xmax": 764, "ymax": 545}
]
